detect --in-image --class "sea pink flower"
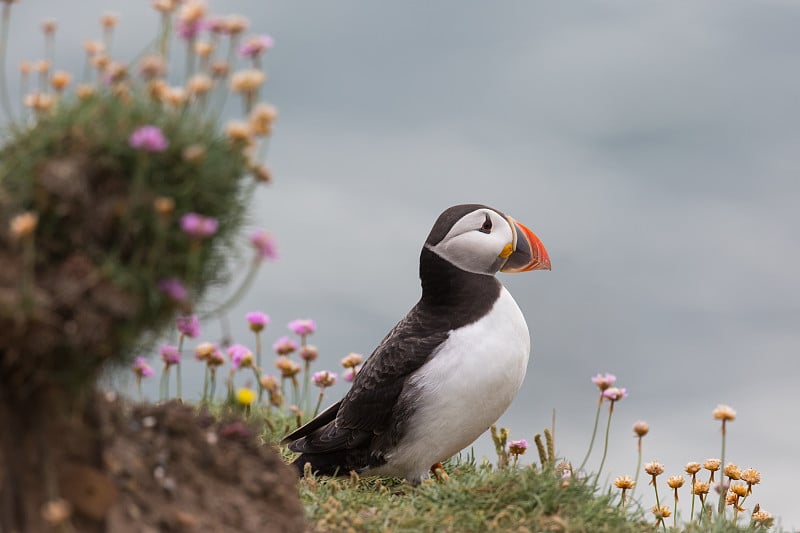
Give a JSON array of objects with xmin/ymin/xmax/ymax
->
[
  {"xmin": 508, "ymin": 439, "xmax": 528, "ymax": 456},
  {"xmin": 129, "ymin": 125, "xmax": 169, "ymax": 152},
  {"xmin": 273, "ymin": 336, "xmax": 298, "ymax": 355},
  {"xmin": 246, "ymin": 311, "xmax": 270, "ymax": 332},
  {"xmin": 133, "ymin": 356, "xmax": 154, "ymax": 378},
  {"xmin": 227, "ymin": 344, "xmax": 254, "ymax": 369},
  {"xmin": 158, "ymin": 278, "xmax": 188, "ymax": 302},
  {"xmin": 176, "ymin": 18, "xmax": 208, "ymax": 39},
  {"xmin": 180, "ymin": 213, "xmax": 218, "ymax": 239},
  {"xmin": 288, "ymin": 319, "xmax": 316, "ymax": 336},
  {"xmin": 313, "ymin": 370, "xmax": 337, "ymax": 388},
  {"xmin": 603, "ymin": 387, "xmax": 628, "ymax": 402},
  {"xmin": 160, "ymin": 344, "xmax": 181, "ymax": 365},
  {"xmin": 176, "ymin": 315, "xmax": 200, "ymax": 338},
  {"xmin": 250, "ymin": 230, "xmax": 278, "ymax": 260},
  {"xmin": 238, "ymin": 34, "xmax": 274, "ymax": 57},
  {"xmin": 591, "ymin": 373, "xmax": 616, "ymax": 391},
  {"xmin": 343, "ymin": 365, "xmax": 361, "ymax": 382}
]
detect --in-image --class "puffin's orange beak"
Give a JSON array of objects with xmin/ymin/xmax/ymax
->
[{"xmin": 500, "ymin": 217, "xmax": 551, "ymax": 273}]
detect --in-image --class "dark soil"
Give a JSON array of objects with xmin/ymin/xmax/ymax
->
[{"xmin": 0, "ymin": 394, "xmax": 306, "ymax": 533}]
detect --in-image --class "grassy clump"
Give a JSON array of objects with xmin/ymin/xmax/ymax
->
[
  {"xmin": 296, "ymin": 458, "xmax": 649, "ymax": 533},
  {"xmin": 0, "ymin": 92, "xmax": 249, "ymax": 402}
]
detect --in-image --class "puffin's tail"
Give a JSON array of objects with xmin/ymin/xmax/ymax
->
[{"xmin": 291, "ymin": 452, "xmax": 353, "ymax": 476}]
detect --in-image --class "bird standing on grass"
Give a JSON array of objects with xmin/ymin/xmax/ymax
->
[{"xmin": 283, "ymin": 204, "xmax": 550, "ymax": 483}]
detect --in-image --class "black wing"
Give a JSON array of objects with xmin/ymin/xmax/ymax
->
[{"xmin": 283, "ymin": 303, "xmax": 450, "ymax": 458}]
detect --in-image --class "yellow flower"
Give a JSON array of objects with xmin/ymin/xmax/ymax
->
[
  {"xmin": 341, "ymin": 352, "xmax": 364, "ymax": 369},
  {"xmin": 225, "ymin": 121, "xmax": 252, "ymax": 143},
  {"xmin": 724, "ymin": 463, "xmax": 741, "ymax": 480},
  {"xmin": 230, "ymin": 69, "xmax": 266, "ymax": 93},
  {"xmin": 685, "ymin": 462, "xmax": 702, "ymax": 475},
  {"xmin": 667, "ymin": 475, "xmax": 684, "ymax": 489},
  {"xmin": 50, "ymin": 71, "xmax": 72, "ymax": 92},
  {"xmin": 236, "ymin": 387, "xmax": 256, "ymax": 406},
  {"xmin": 614, "ymin": 476, "xmax": 635, "ymax": 490},
  {"xmin": 730, "ymin": 483, "xmax": 748, "ymax": 498},
  {"xmin": 644, "ymin": 461, "xmax": 664, "ymax": 477},
  {"xmin": 713, "ymin": 404, "xmax": 736, "ymax": 421},
  {"xmin": 741, "ymin": 467, "xmax": 761, "ymax": 486}
]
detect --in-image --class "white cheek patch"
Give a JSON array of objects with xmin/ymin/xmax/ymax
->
[{"xmin": 426, "ymin": 210, "xmax": 514, "ymax": 275}]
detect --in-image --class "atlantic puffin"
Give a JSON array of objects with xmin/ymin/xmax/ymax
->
[{"xmin": 283, "ymin": 204, "xmax": 550, "ymax": 482}]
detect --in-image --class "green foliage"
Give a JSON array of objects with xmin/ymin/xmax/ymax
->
[{"xmin": 0, "ymin": 92, "xmax": 249, "ymax": 402}]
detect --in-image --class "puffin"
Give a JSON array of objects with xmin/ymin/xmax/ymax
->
[{"xmin": 283, "ymin": 204, "xmax": 550, "ymax": 482}]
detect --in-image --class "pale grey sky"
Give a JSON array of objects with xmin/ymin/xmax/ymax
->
[{"xmin": 10, "ymin": 1, "xmax": 800, "ymax": 528}]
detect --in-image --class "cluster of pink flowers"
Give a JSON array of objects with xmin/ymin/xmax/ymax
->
[
  {"xmin": 180, "ymin": 213, "xmax": 219, "ymax": 239},
  {"xmin": 129, "ymin": 125, "xmax": 169, "ymax": 152}
]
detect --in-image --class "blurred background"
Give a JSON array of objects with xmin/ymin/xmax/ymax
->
[{"xmin": 9, "ymin": 1, "xmax": 800, "ymax": 528}]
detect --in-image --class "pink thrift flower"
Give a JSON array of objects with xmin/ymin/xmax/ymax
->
[
  {"xmin": 160, "ymin": 344, "xmax": 181, "ymax": 365},
  {"xmin": 129, "ymin": 125, "xmax": 169, "ymax": 152},
  {"xmin": 273, "ymin": 336, "xmax": 298, "ymax": 356},
  {"xmin": 133, "ymin": 356, "xmax": 154, "ymax": 378},
  {"xmin": 508, "ymin": 439, "xmax": 529, "ymax": 456},
  {"xmin": 288, "ymin": 319, "xmax": 316, "ymax": 336},
  {"xmin": 238, "ymin": 34, "xmax": 274, "ymax": 57},
  {"xmin": 176, "ymin": 315, "xmax": 200, "ymax": 338},
  {"xmin": 158, "ymin": 278, "xmax": 188, "ymax": 302},
  {"xmin": 250, "ymin": 230, "xmax": 278, "ymax": 260},
  {"xmin": 343, "ymin": 365, "xmax": 361, "ymax": 382},
  {"xmin": 313, "ymin": 370, "xmax": 337, "ymax": 388},
  {"xmin": 603, "ymin": 387, "xmax": 628, "ymax": 402},
  {"xmin": 177, "ymin": 18, "xmax": 207, "ymax": 39},
  {"xmin": 591, "ymin": 372, "xmax": 616, "ymax": 391},
  {"xmin": 180, "ymin": 213, "xmax": 219, "ymax": 239},
  {"xmin": 227, "ymin": 343, "xmax": 254, "ymax": 369},
  {"xmin": 247, "ymin": 311, "xmax": 270, "ymax": 332}
]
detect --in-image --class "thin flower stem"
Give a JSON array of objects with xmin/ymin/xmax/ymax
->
[
  {"xmin": 313, "ymin": 390, "xmax": 325, "ymax": 417},
  {"xmin": 291, "ymin": 376, "xmax": 299, "ymax": 407},
  {"xmin": 595, "ymin": 401, "xmax": 615, "ymax": 481},
  {"xmin": 254, "ymin": 331, "xmax": 263, "ymax": 402},
  {"xmin": 209, "ymin": 368, "xmax": 217, "ymax": 402},
  {"xmin": 718, "ymin": 420, "xmax": 728, "ymax": 517},
  {"xmin": 652, "ymin": 478, "xmax": 666, "ymax": 532},
  {"xmin": 578, "ymin": 394, "xmax": 603, "ymax": 473},
  {"xmin": 302, "ymin": 359, "xmax": 311, "ymax": 413},
  {"xmin": 201, "ymin": 365, "xmax": 209, "ymax": 403},
  {"xmin": 689, "ymin": 473, "xmax": 697, "ymax": 523},
  {"xmin": 631, "ymin": 436, "xmax": 643, "ymax": 498},
  {"xmin": 673, "ymin": 493, "xmax": 678, "ymax": 529},
  {"xmin": 176, "ymin": 334, "xmax": 185, "ymax": 401},
  {"xmin": 136, "ymin": 377, "xmax": 143, "ymax": 402}
]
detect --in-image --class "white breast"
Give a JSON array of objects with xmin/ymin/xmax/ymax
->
[{"xmin": 372, "ymin": 286, "xmax": 531, "ymax": 481}]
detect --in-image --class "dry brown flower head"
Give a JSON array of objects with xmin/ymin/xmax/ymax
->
[
  {"xmin": 182, "ymin": 145, "xmax": 206, "ymax": 163},
  {"xmin": 614, "ymin": 476, "xmax": 635, "ymax": 490},
  {"xmin": 179, "ymin": 0, "xmax": 206, "ymax": 23},
  {"xmin": 187, "ymin": 74, "xmax": 213, "ymax": 96},
  {"xmin": 724, "ymin": 463, "xmax": 741, "ymax": 480},
  {"xmin": 34, "ymin": 60, "xmax": 50, "ymax": 74},
  {"xmin": 666, "ymin": 475, "xmax": 684, "ymax": 489},
  {"xmin": 83, "ymin": 40, "xmax": 105, "ymax": 56},
  {"xmin": 76, "ymin": 84, "xmax": 95, "ymax": 100},
  {"xmin": 644, "ymin": 461, "xmax": 664, "ymax": 477},
  {"xmin": 41, "ymin": 19, "xmax": 57, "ymax": 35},
  {"xmin": 259, "ymin": 374, "xmax": 279, "ymax": 392},
  {"xmin": 138, "ymin": 54, "xmax": 166, "ymax": 80},
  {"xmin": 713, "ymin": 404, "xmax": 736, "ymax": 421},
  {"xmin": 741, "ymin": 468, "xmax": 761, "ymax": 486},
  {"xmin": 341, "ymin": 353, "xmax": 364, "ymax": 369},
  {"xmin": 230, "ymin": 68, "xmax": 266, "ymax": 93},
  {"xmin": 251, "ymin": 163, "xmax": 273, "ymax": 184},
  {"xmin": 19, "ymin": 61, "xmax": 31, "ymax": 75},
  {"xmin": 224, "ymin": 121, "xmax": 252, "ymax": 143},
  {"xmin": 692, "ymin": 481, "xmax": 710, "ymax": 495},
  {"xmin": 210, "ymin": 61, "xmax": 230, "ymax": 79},
  {"xmin": 225, "ymin": 15, "xmax": 249, "ymax": 35},
  {"xmin": 632, "ymin": 420, "xmax": 649, "ymax": 437},
  {"xmin": 685, "ymin": 462, "xmax": 702, "ymax": 475},
  {"xmin": 730, "ymin": 483, "xmax": 748, "ymax": 498},
  {"xmin": 151, "ymin": 0, "xmax": 177, "ymax": 13},
  {"xmin": 50, "ymin": 71, "xmax": 72, "ymax": 92},
  {"xmin": 751, "ymin": 510, "xmax": 774, "ymax": 526},
  {"xmin": 651, "ymin": 505, "xmax": 671, "ymax": 519},
  {"xmin": 100, "ymin": 13, "xmax": 119, "ymax": 29},
  {"xmin": 703, "ymin": 459, "xmax": 721, "ymax": 472},
  {"xmin": 195, "ymin": 41, "xmax": 214, "ymax": 57},
  {"xmin": 10, "ymin": 212, "xmax": 38, "ymax": 239}
]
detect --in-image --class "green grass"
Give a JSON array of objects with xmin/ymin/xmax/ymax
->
[{"xmin": 246, "ymin": 410, "xmax": 774, "ymax": 533}]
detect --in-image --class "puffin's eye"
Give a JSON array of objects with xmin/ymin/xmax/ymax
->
[{"xmin": 479, "ymin": 214, "xmax": 492, "ymax": 234}]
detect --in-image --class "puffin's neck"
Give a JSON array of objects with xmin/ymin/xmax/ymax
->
[{"xmin": 418, "ymin": 247, "xmax": 501, "ymax": 312}]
